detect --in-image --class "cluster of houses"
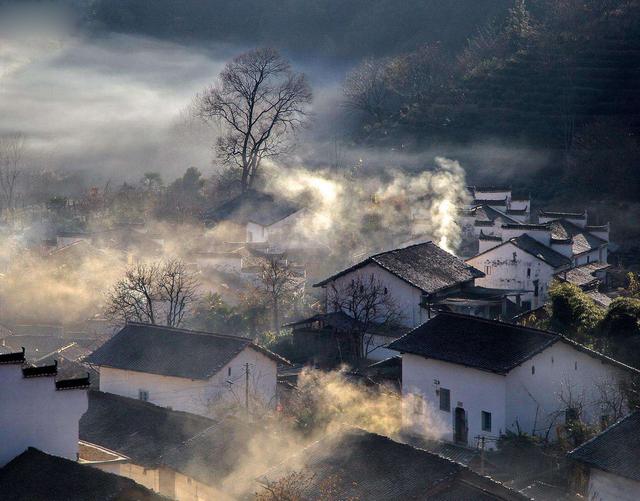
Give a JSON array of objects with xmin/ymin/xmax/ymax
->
[{"xmin": 1, "ymin": 186, "xmax": 638, "ymax": 501}]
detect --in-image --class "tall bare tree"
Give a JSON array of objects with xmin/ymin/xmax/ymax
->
[
  {"xmin": 0, "ymin": 133, "xmax": 25, "ymax": 212},
  {"xmin": 328, "ymin": 274, "xmax": 403, "ymax": 359},
  {"xmin": 256, "ymin": 254, "xmax": 302, "ymax": 335},
  {"xmin": 106, "ymin": 259, "xmax": 199, "ymax": 327},
  {"xmin": 197, "ymin": 48, "xmax": 312, "ymax": 192}
]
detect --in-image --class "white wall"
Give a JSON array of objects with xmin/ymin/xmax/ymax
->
[
  {"xmin": 573, "ymin": 246, "xmax": 607, "ymax": 266},
  {"xmin": 363, "ymin": 333, "xmax": 399, "ymax": 361},
  {"xmin": 326, "ymin": 263, "xmax": 429, "ymax": 328},
  {"xmin": 0, "ymin": 364, "xmax": 88, "ymax": 466},
  {"xmin": 587, "ymin": 468, "xmax": 640, "ymax": 501},
  {"xmin": 402, "ymin": 354, "xmax": 506, "ymax": 449},
  {"xmin": 98, "ymin": 347, "xmax": 277, "ymax": 418},
  {"xmin": 509, "ymin": 200, "xmax": 530, "ymax": 211},
  {"xmin": 505, "ymin": 342, "xmax": 630, "ymax": 440},
  {"xmin": 467, "ymin": 242, "xmax": 558, "ymax": 309}
]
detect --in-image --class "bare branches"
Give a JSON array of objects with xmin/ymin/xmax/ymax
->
[
  {"xmin": 328, "ymin": 274, "xmax": 403, "ymax": 359},
  {"xmin": 197, "ymin": 48, "xmax": 312, "ymax": 192},
  {"xmin": 106, "ymin": 259, "xmax": 200, "ymax": 327},
  {"xmin": 0, "ymin": 133, "xmax": 25, "ymax": 212}
]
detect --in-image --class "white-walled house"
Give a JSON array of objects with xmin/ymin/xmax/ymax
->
[
  {"xmin": 0, "ymin": 349, "xmax": 90, "ymax": 467},
  {"xmin": 389, "ymin": 313, "xmax": 638, "ymax": 450},
  {"xmin": 568, "ymin": 411, "xmax": 640, "ymax": 501},
  {"xmin": 314, "ymin": 242, "xmax": 486, "ymax": 330},
  {"xmin": 467, "ymin": 234, "xmax": 571, "ymax": 310},
  {"xmin": 86, "ymin": 323, "xmax": 287, "ymax": 418},
  {"xmin": 80, "ymin": 390, "xmax": 255, "ymax": 500}
]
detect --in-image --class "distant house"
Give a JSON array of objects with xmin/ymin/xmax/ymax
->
[
  {"xmin": 388, "ymin": 313, "xmax": 638, "ymax": 449},
  {"xmin": 568, "ymin": 411, "xmax": 640, "ymax": 501},
  {"xmin": 467, "ymin": 234, "xmax": 572, "ymax": 310},
  {"xmin": 0, "ymin": 349, "xmax": 90, "ymax": 467},
  {"xmin": 0, "ymin": 447, "xmax": 161, "ymax": 501},
  {"xmin": 258, "ymin": 428, "xmax": 527, "ymax": 500},
  {"xmin": 80, "ymin": 390, "xmax": 257, "ymax": 500},
  {"xmin": 86, "ymin": 323, "xmax": 288, "ymax": 417},
  {"xmin": 314, "ymin": 242, "xmax": 486, "ymax": 329},
  {"xmin": 201, "ymin": 190, "xmax": 306, "ymax": 248},
  {"xmin": 555, "ymin": 262, "xmax": 613, "ymax": 308}
]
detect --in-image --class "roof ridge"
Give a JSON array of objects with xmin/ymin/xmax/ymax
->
[
  {"xmin": 433, "ymin": 311, "xmax": 560, "ymax": 338},
  {"xmin": 125, "ymin": 322, "xmax": 252, "ymax": 343},
  {"xmin": 569, "ymin": 410, "xmax": 640, "ymax": 456}
]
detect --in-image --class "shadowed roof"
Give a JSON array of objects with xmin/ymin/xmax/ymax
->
[
  {"xmin": 259, "ymin": 428, "xmax": 525, "ymax": 500},
  {"xmin": 86, "ymin": 322, "xmax": 288, "ymax": 380},
  {"xmin": 569, "ymin": 411, "xmax": 640, "ymax": 482},
  {"xmin": 314, "ymin": 242, "xmax": 484, "ymax": 295},
  {"xmin": 549, "ymin": 219, "xmax": 606, "ymax": 255},
  {"xmin": 202, "ymin": 190, "xmax": 302, "ymax": 226},
  {"xmin": 389, "ymin": 312, "xmax": 638, "ymax": 375},
  {"xmin": 0, "ymin": 447, "xmax": 162, "ymax": 501}
]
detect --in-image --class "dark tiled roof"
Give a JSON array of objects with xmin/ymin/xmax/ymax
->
[
  {"xmin": 502, "ymin": 223, "xmax": 548, "ymax": 230},
  {"xmin": 80, "ymin": 391, "xmax": 255, "ymax": 485},
  {"xmin": 0, "ymin": 348, "xmax": 25, "ymax": 364},
  {"xmin": 472, "ymin": 198, "xmax": 507, "ymax": 206},
  {"xmin": 479, "ymin": 231, "xmax": 502, "ymax": 242},
  {"xmin": 539, "ymin": 210, "xmax": 586, "ymax": 219},
  {"xmin": 471, "ymin": 234, "xmax": 571, "ymax": 269},
  {"xmin": 22, "ymin": 361, "xmax": 58, "ymax": 378},
  {"xmin": 0, "ymin": 447, "xmax": 162, "ymax": 501},
  {"xmin": 585, "ymin": 290, "xmax": 613, "ymax": 308},
  {"xmin": 555, "ymin": 262, "xmax": 610, "ymax": 289},
  {"xmin": 388, "ymin": 312, "xmax": 558, "ymax": 374},
  {"xmin": 510, "ymin": 234, "xmax": 571, "ymax": 268},
  {"xmin": 314, "ymin": 242, "xmax": 484, "ymax": 295},
  {"xmin": 389, "ymin": 312, "xmax": 638, "ymax": 375},
  {"xmin": 201, "ymin": 190, "xmax": 301, "ymax": 226},
  {"xmin": 549, "ymin": 219, "xmax": 606, "ymax": 255},
  {"xmin": 86, "ymin": 323, "xmax": 287, "ymax": 380},
  {"xmin": 569, "ymin": 411, "xmax": 640, "ymax": 482},
  {"xmin": 470, "ymin": 186, "xmax": 512, "ymax": 193},
  {"xmin": 473, "ymin": 205, "xmax": 518, "ymax": 224},
  {"xmin": 56, "ymin": 375, "xmax": 91, "ymax": 390},
  {"xmin": 259, "ymin": 429, "xmax": 524, "ymax": 500}
]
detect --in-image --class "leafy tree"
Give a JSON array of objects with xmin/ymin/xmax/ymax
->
[{"xmin": 547, "ymin": 281, "xmax": 604, "ymax": 344}]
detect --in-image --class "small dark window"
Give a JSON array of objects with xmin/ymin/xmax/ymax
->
[
  {"xmin": 575, "ymin": 361, "xmax": 578, "ymax": 371},
  {"xmin": 587, "ymin": 255, "xmax": 591, "ymax": 263},
  {"xmin": 533, "ymin": 279, "xmax": 539, "ymax": 297},
  {"xmin": 138, "ymin": 390, "xmax": 149, "ymax": 402},
  {"xmin": 551, "ymin": 356, "xmax": 554, "ymax": 364},
  {"xmin": 384, "ymin": 287, "xmax": 388, "ymax": 295},
  {"xmin": 481, "ymin": 411, "xmax": 492, "ymax": 432},
  {"xmin": 527, "ymin": 268, "xmax": 531, "ymax": 278},
  {"xmin": 531, "ymin": 365, "xmax": 535, "ymax": 375},
  {"xmin": 439, "ymin": 388, "xmax": 451, "ymax": 412},
  {"xmin": 228, "ymin": 367, "xmax": 232, "ymax": 377}
]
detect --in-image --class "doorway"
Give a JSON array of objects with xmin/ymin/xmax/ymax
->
[{"xmin": 454, "ymin": 407, "xmax": 468, "ymax": 445}]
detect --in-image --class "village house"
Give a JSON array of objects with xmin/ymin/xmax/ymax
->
[
  {"xmin": 555, "ymin": 261, "xmax": 613, "ymax": 308},
  {"xmin": 0, "ymin": 447, "xmax": 162, "ymax": 501},
  {"xmin": 201, "ymin": 189, "xmax": 308, "ymax": 249},
  {"xmin": 389, "ymin": 312, "xmax": 639, "ymax": 450},
  {"xmin": 0, "ymin": 348, "xmax": 90, "ymax": 467},
  {"xmin": 568, "ymin": 410, "xmax": 640, "ymax": 501},
  {"xmin": 79, "ymin": 390, "xmax": 256, "ymax": 500},
  {"xmin": 86, "ymin": 322, "xmax": 287, "ymax": 417},
  {"xmin": 258, "ymin": 428, "xmax": 527, "ymax": 500},
  {"xmin": 467, "ymin": 233, "xmax": 572, "ymax": 310}
]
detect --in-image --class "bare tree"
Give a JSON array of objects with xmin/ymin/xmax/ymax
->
[
  {"xmin": 106, "ymin": 259, "xmax": 199, "ymax": 327},
  {"xmin": 343, "ymin": 57, "xmax": 391, "ymax": 122},
  {"xmin": 0, "ymin": 133, "xmax": 25, "ymax": 212},
  {"xmin": 328, "ymin": 274, "xmax": 403, "ymax": 359},
  {"xmin": 198, "ymin": 48, "xmax": 312, "ymax": 192},
  {"xmin": 255, "ymin": 254, "xmax": 303, "ymax": 335}
]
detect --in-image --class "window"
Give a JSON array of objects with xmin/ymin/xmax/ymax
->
[
  {"xmin": 527, "ymin": 267, "xmax": 531, "ymax": 278},
  {"xmin": 384, "ymin": 287, "xmax": 388, "ymax": 295},
  {"xmin": 531, "ymin": 365, "xmax": 535, "ymax": 375},
  {"xmin": 484, "ymin": 265, "xmax": 492, "ymax": 276},
  {"xmin": 138, "ymin": 389, "xmax": 149, "ymax": 402},
  {"xmin": 228, "ymin": 367, "xmax": 232, "ymax": 377},
  {"xmin": 575, "ymin": 361, "xmax": 578, "ymax": 371},
  {"xmin": 481, "ymin": 411, "xmax": 492, "ymax": 432},
  {"xmin": 439, "ymin": 388, "xmax": 451, "ymax": 412},
  {"xmin": 533, "ymin": 279, "xmax": 539, "ymax": 297}
]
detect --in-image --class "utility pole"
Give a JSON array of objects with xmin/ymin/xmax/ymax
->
[{"xmin": 245, "ymin": 362, "xmax": 250, "ymax": 416}]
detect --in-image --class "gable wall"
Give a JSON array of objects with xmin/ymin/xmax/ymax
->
[
  {"xmin": 0, "ymin": 364, "xmax": 87, "ymax": 466},
  {"xmin": 505, "ymin": 342, "xmax": 631, "ymax": 440},
  {"xmin": 402, "ymin": 354, "xmax": 506, "ymax": 449},
  {"xmin": 327, "ymin": 262, "xmax": 428, "ymax": 328},
  {"xmin": 467, "ymin": 242, "xmax": 557, "ymax": 309}
]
